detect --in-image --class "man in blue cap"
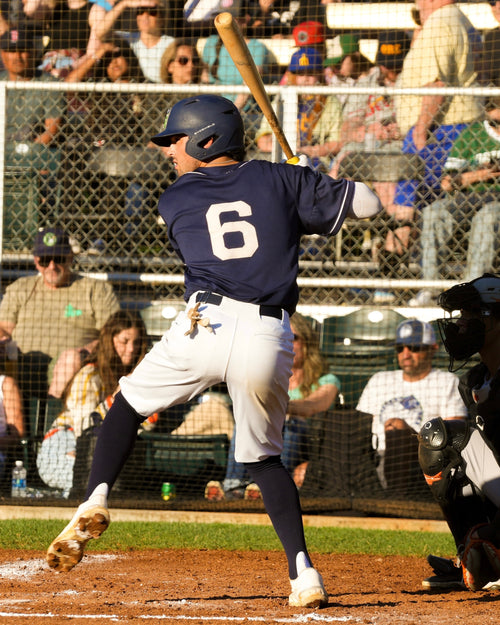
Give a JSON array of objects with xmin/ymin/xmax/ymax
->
[
  {"xmin": 256, "ymin": 46, "xmax": 343, "ymax": 171},
  {"xmin": 356, "ymin": 318, "xmax": 467, "ymax": 494}
]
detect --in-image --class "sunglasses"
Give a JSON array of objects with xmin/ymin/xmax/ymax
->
[
  {"xmin": 488, "ymin": 118, "xmax": 500, "ymax": 128},
  {"xmin": 175, "ymin": 56, "xmax": 192, "ymax": 66},
  {"xmin": 37, "ymin": 255, "xmax": 70, "ymax": 267},
  {"xmin": 136, "ymin": 7, "xmax": 158, "ymax": 16},
  {"xmin": 396, "ymin": 344, "xmax": 428, "ymax": 353}
]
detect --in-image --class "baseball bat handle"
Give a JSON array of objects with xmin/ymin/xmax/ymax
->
[{"xmin": 214, "ymin": 12, "xmax": 294, "ymax": 160}]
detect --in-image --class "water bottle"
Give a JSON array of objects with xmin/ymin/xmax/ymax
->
[{"xmin": 11, "ymin": 460, "xmax": 27, "ymax": 498}]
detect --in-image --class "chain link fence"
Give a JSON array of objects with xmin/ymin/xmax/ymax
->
[{"xmin": 0, "ymin": 77, "xmax": 496, "ymax": 518}]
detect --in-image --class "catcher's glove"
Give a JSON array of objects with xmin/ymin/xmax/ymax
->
[{"xmin": 459, "ymin": 523, "xmax": 500, "ymax": 591}]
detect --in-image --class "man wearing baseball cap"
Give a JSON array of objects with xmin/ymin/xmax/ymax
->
[
  {"xmin": 0, "ymin": 27, "xmax": 66, "ymax": 221},
  {"xmin": 0, "ymin": 28, "xmax": 65, "ymax": 147},
  {"xmin": 356, "ymin": 318, "xmax": 467, "ymax": 495},
  {"xmin": 0, "ymin": 226, "xmax": 120, "ymax": 401},
  {"xmin": 256, "ymin": 47, "xmax": 343, "ymax": 170}
]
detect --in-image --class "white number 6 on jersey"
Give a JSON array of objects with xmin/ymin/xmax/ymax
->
[{"xmin": 206, "ymin": 201, "xmax": 259, "ymax": 260}]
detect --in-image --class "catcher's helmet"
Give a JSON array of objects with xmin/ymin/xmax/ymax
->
[
  {"xmin": 438, "ymin": 273, "xmax": 500, "ymax": 315},
  {"xmin": 151, "ymin": 95, "xmax": 245, "ymax": 162}
]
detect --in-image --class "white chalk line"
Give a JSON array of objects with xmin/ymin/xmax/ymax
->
[
  {"xmin": 0, "ymin": 613, "xmax": 355, "ymax": 622},
  {"xmin": 0, "ymin": 558, "xmax": 357, "ymax": 623}
]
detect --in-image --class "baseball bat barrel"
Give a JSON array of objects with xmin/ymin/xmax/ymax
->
[{"xmin": 214, "ymin": 11, "xmax": 294, "ymax": 160}]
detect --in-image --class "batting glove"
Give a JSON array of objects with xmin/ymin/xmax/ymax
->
[{"xmin": 285, "ymin": 154, "xmax": 310, "ymax": 168}]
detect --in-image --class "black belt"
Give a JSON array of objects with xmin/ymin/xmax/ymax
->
[{"xmin": 195, "ymin": 292, "xmax": 282, "ymax": 320}]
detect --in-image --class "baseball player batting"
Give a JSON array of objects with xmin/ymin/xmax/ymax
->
[{"xmin": 46, "ymin": 95, "xmax": 382, "ymax": 608}]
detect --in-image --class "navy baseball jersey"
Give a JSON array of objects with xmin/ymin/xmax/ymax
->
[{"xmin": 158, "ymin": 160, "xmax": 354, "ymax": 314}]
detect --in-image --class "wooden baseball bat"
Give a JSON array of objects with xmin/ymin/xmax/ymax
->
[{"xmin": 214, "ymin": 11, "xmax": 294, "ymax": 160}]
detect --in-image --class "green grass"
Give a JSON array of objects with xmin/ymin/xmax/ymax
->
[{"xmin": 0, "ymin": 520, "xmax": 456, "ymax": 558}]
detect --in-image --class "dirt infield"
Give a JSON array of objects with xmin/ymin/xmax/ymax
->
[{"xmin": 0, "ymin": 548, "xmax": 499, "ymax": 624}]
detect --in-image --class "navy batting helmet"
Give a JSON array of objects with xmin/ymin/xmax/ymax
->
[{"xmin": 151, "ymin": 95, "xmax": 245, "ymax": 162}]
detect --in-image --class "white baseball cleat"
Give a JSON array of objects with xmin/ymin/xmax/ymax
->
[
  {"xmin": 46, "ymin": 504, "xmax": 110, "ymax": 572},
  {"xmin": 289, "ymin": 567, "xmax": 328, "ymax": 608}
]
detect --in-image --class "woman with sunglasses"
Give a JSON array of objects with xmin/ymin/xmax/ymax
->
[
  {"xmin": 205, "ymin": 313, "xmax": 340, "ymax": 500},
  {"xmin": 159, "ymin": 38, "xmax": 207, "ymax": 85}
]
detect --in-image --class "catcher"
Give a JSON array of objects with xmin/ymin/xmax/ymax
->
[{"xmin": 418, "ymin": 273, "xmax": 500, "ymax": 591}]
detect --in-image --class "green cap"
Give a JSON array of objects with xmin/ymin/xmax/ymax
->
[{"xmin": 324, "ymin": 34, "xmax": 360, "ymax": 68}]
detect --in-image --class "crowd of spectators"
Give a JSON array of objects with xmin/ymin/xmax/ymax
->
[{"xmin": 0, "ymin": 0, "xmax": 499, "ymax": 292}]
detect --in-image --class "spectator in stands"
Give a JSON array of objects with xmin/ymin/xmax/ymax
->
[
  {"xmin": 31, "ymin": 0, "xmax": 92, "ymax": 79},
  {"xmin": 0, "ymin": 226, "xmax": 120, "ymax": 404},
  {"xmin": 323, "ymin": 34, "xmax": 360, "ymax": 98},
  {"xmin": 385, "ymin": 0, "xmax": 482, "ymax": 286},
  {"xmin": 92, "ymin": 0, "xmax": 174, "ymax": 83},
  {"xmin": 328, "ymin": 30, "xmax": 411, "ymax": 305},
  {"xmin": 159, "ymin": 38, "xmax": 206, "ymax": 84},
  {"xmin": 36, "ymin": 310, "xmax": 150, "ymax": 495},
  {"xmin": 0, "ymin": 0, "xmax": 32, "ymax": 34},
  {"xmin": 0, "ymin": 27, "xmax": 66, "ymax": 218},
  {"xmin": 481, "ymin": 0, "xmax": 500, "ymax": 87},
  {"xmin": 290, "ymin": 0, "xmax": 328, "ymax": 33},
  {"xmin": 290, "ymin": 20, "xmax": 325, "ymax": 55},
  {"xmin": 202, "ymin": 2, "xmax": 278, "ymax": 114},
  {"xmin": 65, "ymin": 38, "xmax": 146, "ymax": 84},
  {"xmin": 409, "ymin": 98, "xmax": 500, "ymax": 307},
  {"xmin": 356, "ymin": 319, "xmax": 467, "ymax": 495},
  {"xmin": 205, "ymin": 313, "xmax": 340, "ymax": 500},
  {"xmin": 86, "ymin": 0, "xmax": 139, "ymax": 58},
  {"xmin": 0, "ymin": 350, "xmax": 25, "ymax": 489},
  {"xmin": 245, "ymin": 0, "xmax": 293, "ymax": 38},
  {"xmin": 65, "ymin": 39, "xmax": 170, "ymax": 249},
  {"xmin": 0, "ymin": 28, "xmax": 64, "ymax": 144},
  {"xmin": 257, "ymin": 47, "xmax": 343, "ymax": 171},
  {"xmin": 329, "ymin": 30, "xmax": 410, "ymax": 179},
  {"xmin": 277, "ymin": 20, "xmax": 326, "ymax": 87}
]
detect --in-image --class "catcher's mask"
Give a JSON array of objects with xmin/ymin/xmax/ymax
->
[{"xmin": 436, "ymin": 273, "xmax": 500, "ymax": 371}]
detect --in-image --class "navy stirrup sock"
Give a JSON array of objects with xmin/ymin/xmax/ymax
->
[
  {"xmin": 244, "ymin": 455, "xmax": 311, "ymax": 579},
  {"xmin": 85, "ymin": 391, "xmax": 144, "ymax": 500}
]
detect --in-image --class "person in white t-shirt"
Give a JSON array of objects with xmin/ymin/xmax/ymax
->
[
  {"xmin": 356, "ymin": 318, "xmax": 468, "ymax": 493},
  {"xmin": 130, "ymin": 4, "xmax": 174, "ymax": 83}
]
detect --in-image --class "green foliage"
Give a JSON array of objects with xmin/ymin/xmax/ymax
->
[{"xmin": 0, "ymin": 519, "xmax": 455, "ymax": 557}]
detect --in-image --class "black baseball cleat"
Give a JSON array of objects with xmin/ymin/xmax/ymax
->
[{"xmin": 422, "ymin": 554, "xmax": 465, "ymax": 590}]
